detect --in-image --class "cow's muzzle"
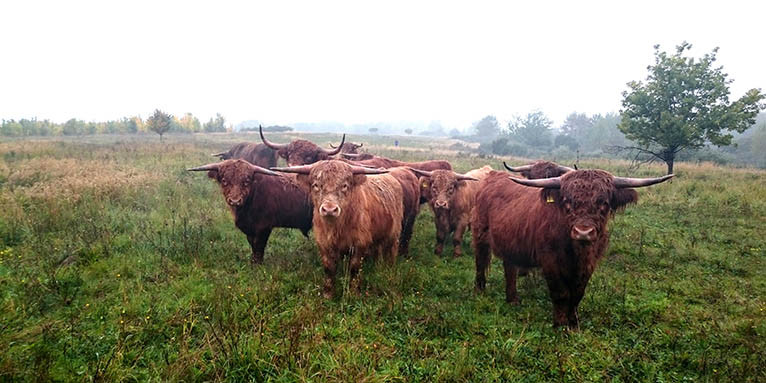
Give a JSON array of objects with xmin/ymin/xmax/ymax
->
[
  {"xmin": 571, "ymin": 225, "xmax": 597, "ymax": 242},
  {"xmin": 433, "ymin": 199, "xmax": 449, "ymax": 209},
  {"xmin": 227, "ymin": 197, "xmax": 243, "ymax": 207},
  {"xmin": 319, "ymin": 203, "xmax": 341, "ymax": 217}
]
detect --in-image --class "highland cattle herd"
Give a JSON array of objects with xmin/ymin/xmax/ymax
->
[{"xmin": 188, "ymin": 126, "xmax": 673, "ymax": 329}]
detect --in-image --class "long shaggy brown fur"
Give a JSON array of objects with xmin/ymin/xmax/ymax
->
[
  {"xmin": 387, "ymin": 167, "xmax": 422, "ymax": 257},
  {"xmin": 471, "ymin": 169, "xmax": 640, "ymax": 328}
]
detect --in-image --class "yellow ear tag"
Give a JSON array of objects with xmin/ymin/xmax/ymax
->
[{"xmin": 546, "ymin": 195, "xmax": 555, "ymax": 203}]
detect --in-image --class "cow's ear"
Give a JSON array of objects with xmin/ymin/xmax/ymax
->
[
  {"xmin": 207, "ymin": 170, "xmax": 218, "ymax": 180},
  {"xmin": 611, "ymin": 189, "xmax": 638, "ymax": 212},
  {"xmin": 540, "ymin": 189, "xmax": 561, "ymax": 205},
  {"xmin": 277, "ymin": 148, "xmax": 289, "ymax": 159}
]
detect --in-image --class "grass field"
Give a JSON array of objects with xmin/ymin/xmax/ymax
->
[{"xmin": 1, "ymin": 133, "xmax": 764, "ymax": 382}]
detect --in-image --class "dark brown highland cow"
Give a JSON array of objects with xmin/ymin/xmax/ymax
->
[
  {"xmin": 329, "ymin": 141, "xmax": 364, "ymax": 154},
  {"xmin": 260, "ymin": 125, "xmax": 345, "ymax": 166},
  {"xmin": 410, "ymin": 166, "xmax": 492, "ymax": 257},
  {"xmin": 472, "ymin": 169, "xmax": 673, "ymax": 328},
  {"xmin": 503, "ymin": 161, "xmax": 573, "ymax": 180},
  {"xmin": 273, "ymin": 160, "xmax": 404, "ymax": 298},
  {"xmin": 211, "ymin": 143, "xmax": 277, "ymax": 168},
  {"xmin": 188, "ymin": 159, "xmax": 313, "ymax": 264}
]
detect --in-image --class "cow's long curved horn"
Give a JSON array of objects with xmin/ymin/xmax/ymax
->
[
  {"xmin": 350, "ymin": 165, "xmax": 388, "ymax": 175},
  {"xmin": 211, "ymin": 152, "xmax": 227, "ymax": 158},
  {"xmin": 270, "ymin": 164, "xmax": 314, "ymax": 174},
  {"xmin": 510, "ymin": 176, "xmax": 562, "ymax": 189},
  {"xmin": 187, "ymin": 162, "xmax": 224, "ymax": 172},
  {"xmin": 455, "ymin": 173, "xmax": 479, "ymax": 181},
  {"xmin": 321, "ymin": 134, "xmax": 346, "ymax": 155},
  {"xmin": 247, "ymin": 163, "xmax": 280, "ymax": 177},
  {"xmin": 613, "ymin": 174, "xmax": 674, "ymax": 188},
  {"xmin": 329, "ymin": 143, "xmax": 338, "ymax": 148},
  {"xmin": 556, "ymin": 164, "xmax": 575, "ymax": 173},
  {"xmin": 503, "ymin": 162, "xmax": 532, "ymax": 172},
  {"xmin": 407, "ymin": 167, "xmax": 433, "ymax": 178},
  {"xmin": 260, "ymin": 125, "xmax": 288, "ymax": 150},
  {"xmin": 342, "ymin": 152, "xmax": 363, "ymax": 159},
  {"xmin": 357, "ymin": 142, "xmax": 363, "ymax": 148}
]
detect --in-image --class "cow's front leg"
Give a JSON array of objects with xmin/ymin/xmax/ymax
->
[
  {"xmin": 247, "ymin": 228, "xmax": 272, "ymax": 265},
  {"xmin": 348, "ymin": 249, "xmax": 364, "ymax": 296},
  {"xmin": 503, "ymin": 257, "xmax": 521, "ymax": 304},
  {"xmin": 452, "ymin": 221, "xmax": 469, "ymax": 258},
  {"xmin": 321, "ymin": 251, "xmax": 338, "ymax": 299}
]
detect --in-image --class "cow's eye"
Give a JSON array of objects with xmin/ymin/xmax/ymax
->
[
  {"xmin": 222, "ymin": 180, "xmax": 229, "ymax": 187},
  {"xmin": 312, "ymin": 183, "xmax": 320, "ymax": 192},
  {"xmin": 448, "ymin": 186, "xmax": 455, "ymax": 193},
  {"xmin": 342, "ymin": 184, "xmax": 349, "ymax": 192}
]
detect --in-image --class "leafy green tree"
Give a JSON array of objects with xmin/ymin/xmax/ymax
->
[
  {"xmin": 619, "ymin": 42, "xmax": 765, "ymax": 174},
  {"xmin": 146, "ymin": 109, "xmax": 173, "ymax": 141},
  {"xmin": 404, "ymin": 128, "xmax": 413, "ymax": 135},
  {"xmin": 472, "ymin": 115, "xmax": 500, "ymax": 139},
  {"xmin": 508, "ymin": 111, "xmax": 553, "ymax": 148},
  {"xmin": 203, "ymin": 113, "xmax": 226, "ymax": 133},
  {"xmin": 368, "ymin": 127, "xmax": 379, "ymax": 134},
  {"xmin": 179, "ymin": 113, "xmax": 201, "ymax": 133}
]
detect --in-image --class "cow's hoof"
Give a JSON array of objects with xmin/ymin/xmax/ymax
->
[{"xmin": 506, "ymin": 296, "xmax": 521, "ymax": 305}]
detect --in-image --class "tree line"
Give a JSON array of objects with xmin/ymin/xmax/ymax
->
[{"xmin": 1, "ymin": 111, "xmax": 228, "ymax": 137}]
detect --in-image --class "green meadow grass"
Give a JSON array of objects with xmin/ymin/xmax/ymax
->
[{"xmin": 0, "ymin": 133, "xmax": 764, "ymax": 382}]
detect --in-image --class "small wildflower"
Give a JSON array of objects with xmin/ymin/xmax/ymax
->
[
  {"xmin": 205, "ymin": 315, "xmax": 209, "ymax": 320},
  {"xmin": 227, "ymin": 285, "xmax": 231, "ymax": 289},
  {"xmin": 120, "ymin": 320, "xmax": 124, "ymax": 324},
  {"xmin": 85, "ymin": 303, "xmax": 90, "ymax": 308},
  {"xmin": 116, "ymin": 273, "xmax": 121, "ymax": 278},
  {"xmin": 122, "ymin": 309, "xmax": 125, "ymax": 314},
  {"xmin": 146, "ymin": 316, "xmax": 150, "ymax": 320}
]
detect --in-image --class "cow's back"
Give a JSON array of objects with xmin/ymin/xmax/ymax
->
[{"xmin": 474, "ymin": 171, "xmax": 566, "ymax": 267}]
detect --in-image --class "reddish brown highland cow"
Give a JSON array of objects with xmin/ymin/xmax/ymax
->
[
  {"xmin": 342, "ymin": 153, "xmax": 452, "ymax": 173},
  {"xmin": 273, "ymin": 160, "xmax": 404, "ymax": 298},
  {"xmin": 472, "ymin": 168, "xmax": 673, "ymax": 328},
  {"xmin": 188, "ymin": 160, "xmax": 313, "ymax": 264},
  {"xmin": 411, "ymin": 166, "xmax": 492, "ymax": 257}
]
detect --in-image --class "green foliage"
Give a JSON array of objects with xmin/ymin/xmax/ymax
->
[
  {"xmin": 404, "ymin": 128, "xmax": 413, "ymax": 135},
  {"xmin": 203, "ymin": 113, "xmax": 227, "ymax": 133},
  {"xmin": 472, "ymin": 115, "xmax": 500, "ymax": 139},
  {"xmin": 620, "ymin": 42, "xmax": 766, "ymax": 173},
  {"xmin": 508, "ymin": 111, "xmax": 553, "ymax": 148},
  {"xmin": 0, "ymin": 134, "xmax": 764, "ymax": 381},
  {"xmin": 146, "ymin": 109, "xmax": 173, "ymax": 141}
]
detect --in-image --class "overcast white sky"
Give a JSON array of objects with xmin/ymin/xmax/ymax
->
[{"xmin": 1, "ymin": 0, "xmax": 764, "ymax": 129}]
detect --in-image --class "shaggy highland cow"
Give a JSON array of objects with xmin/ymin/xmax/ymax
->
[
  {"xmin": 188, "ymin": 159, "xmax": 312, "ymax": 264},
  {"xmin": 272, "ymin": 160, "xmax": 404, "ymax": 298},
  {"xmin": 472, "ymin": 168, "xmax": 673, "ymax": 328},
  {"xmin": 410, "ymin": 166, "xmax": 492, "ymax": 257}
]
